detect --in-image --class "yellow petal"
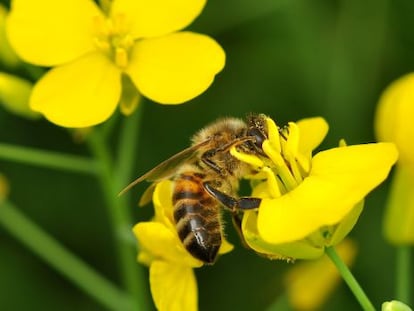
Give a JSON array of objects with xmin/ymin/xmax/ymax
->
[
  {"xmin": 375, "ymin": 73, "xmax": 414, "ymax": 172},
  {"xmin": 285, "ymin": 239, "xmax": 357, "ymax": 311},
  {"xmin": 30, "ymin": 52, "xmax": 121, "ymax": 128},
  {"xmin": 133, "ymin": 222, "xmax": 203, "ymax": 268},
  {"xmin": 6, "ymin": 0, "xmax": 101, "ymax": 66},
  {"xmin": 218, "ymin": 237, "xmax": 234, "ymax": 255},
  {"xmin": 150, "ymin": 261, "xmax": 198, "ymax": 311},
  {"xmin": 153, "ymin": 180, "xmax": 176, "ymax": 230},
  {"xmin": 126, "ymin": 31, "xmax": 225, "ymax": 104},
  {"xmin": 383, "ymin": 165, "xmax": 414, "ymax": 244},
  {"xmin": 297, "ymin": 117, "xmax": 329, "ymax": 154},
  {"xmin": 111, "ymin": 0, "xmax": 206, "ymax": 38},
  {"xmin": 258, "ymin": 143, "xmax": 398, "ymax": 244},
  {"xmin": 242, "ymin": 211, "xmax": 324, "ymax": 260}
]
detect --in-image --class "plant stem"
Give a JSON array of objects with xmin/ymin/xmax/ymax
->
[
  {"xmin": 0, "ymin": 143, "xmax": 98, "ymax": 175},
  {"xmin": 114, "ymin": 106, "xmax": 150, "ymax": 308},
  {"xmin": 0, "ymin": 199, "xmax": 132, "ymax": 311},
  {"xmin": 87, "ymin": 108, "xmax": 148, "ymax": 310},
  {"xmin": 325, "ymin": 246, "xmax": 376, "ymax": 311},
  {"xmin": 396, "ymin": 245, "xmax": 411, "ymax": 305}
]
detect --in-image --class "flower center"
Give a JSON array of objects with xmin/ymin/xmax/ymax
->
[
  {"xmin": 93, "ymin": 14, "xmax": 134, "ymax": 68},
  {"xmin": 263, "ymin": 121, "xmax": 311, "ymax": 193},
  {"xmin": 232, "ymin": 118, "xmax": 311, "ymax": 198}
]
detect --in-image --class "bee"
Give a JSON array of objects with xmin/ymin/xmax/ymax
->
[{"xmin": 120, "ymin": 114, "xmax": 269, "ymax": 264}]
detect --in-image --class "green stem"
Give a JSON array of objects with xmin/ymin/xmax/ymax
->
[
  {"xmin": 0, "ymin": 199, "xmax": 132, "ymax": 311},
  {"xmin": 87, "ymin": 108, "xmax": 148, "ymax": 310},
  {"xmin": 396, "ymin": 245, "xmax": 411, "ymax": 305},
  {"xmin": 326, "ymin": 246, "xmax": 376, "ymax": 311},
  {"xmin": 0, "ymin": 143, "xmax": 98, "ymax": 175},
  {"xmin": 114, "ymin": 106, "xmax": 150, "ymax": 308},
  {"xmin": 114, "ymin": 105, "xmax": 143, "ymax": 190}
]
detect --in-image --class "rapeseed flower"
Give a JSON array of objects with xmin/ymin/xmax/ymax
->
[
  {"xmin": 375, "ymin": 73, "xmax": 414, "ymax": 244},
  {"xmin": 232, "ymin": 116, "xmax": 398, "ymax": 259},
  {"xmin": 6, "ymin": 0, "xmax": 225, "ymax": 127},
  {"xmin": 133, "ymin": 180, "xmax": 232, "ymax": 311}
]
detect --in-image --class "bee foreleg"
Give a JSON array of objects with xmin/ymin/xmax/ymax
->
[{"xmin": 203, "ymin": 182, "xmax": 261, "ymax": 212}]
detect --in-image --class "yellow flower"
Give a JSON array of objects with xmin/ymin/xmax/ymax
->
[
  {"xmin": 375, "ymin": 73, "xmax": 414, "ymax": 244},
  {"xmin": 6, "ymin": 0, "xmax": 225, "ymax": 127},
  {"xmin": 232, "ymin": 116, "xmax": 398, "ymax": 259},
  {"xmin": 133, "ymin": 180, "xmax": 233, "ymax": 311},
  {"xmin": 284, "ymin": 239, "xmax": 357, "ymax": 311}
]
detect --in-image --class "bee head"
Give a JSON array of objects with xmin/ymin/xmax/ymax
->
[{"xmin": 246, "ymin": 114, "xmax": 268, "ymax": 151}]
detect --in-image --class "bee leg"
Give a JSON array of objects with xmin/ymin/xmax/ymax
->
[
  {"xmin": 203, "ymin": 182, "xmax": 261, "ymax": 212},
  {"xmin": 201, "ymin": 149, "xmax": 223, "ymax": 174}
]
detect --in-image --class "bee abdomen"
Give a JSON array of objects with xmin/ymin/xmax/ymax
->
[
  {"xmin": 174, "ymin": 202, "xmax": 221, "ymax": 264},
  {"xmin": 173, "ymin": 173, "xmax": 222, "ymax": 264}
]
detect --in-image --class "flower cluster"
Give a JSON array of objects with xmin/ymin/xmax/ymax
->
[
  {"xmin": 6, "ymin": 0, "xmax": 225, "ymax": 127},
  {"xmin": 231, "ymin": 116, "xmax": 398, "ymax": 259}
]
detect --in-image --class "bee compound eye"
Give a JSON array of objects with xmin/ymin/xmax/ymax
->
[{"xmin": 247, "ymin": 128, "xmax": 266, "ymax": 148}]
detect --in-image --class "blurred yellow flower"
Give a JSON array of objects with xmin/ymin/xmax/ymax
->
[
  {"xmin": 233, "ymin": 116, "xmax": 398, "ymax": 259},
  {"xmin": 6, "ymin": 0, "xmax": 225, "ymax": 127},
  {"xmin": 284, "ymin": 239, "xmax": 357, "ymax": 311},
  {"xmin": 133, "ymin": 180, "xmax": 232, "ymax": 311},
  {"xmin": 375, "ymin": 73, "xmax": 414, "ymax": 244}
]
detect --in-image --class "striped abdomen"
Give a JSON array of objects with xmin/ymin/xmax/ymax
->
[{"xmin": 172, "ymin": 172, "xmax": 222, "ymax": 264}]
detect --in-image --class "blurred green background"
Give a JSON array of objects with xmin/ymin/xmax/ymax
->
[{"xmin": 1, "ymin": 0, "xmax": 413, "ymax": 310}]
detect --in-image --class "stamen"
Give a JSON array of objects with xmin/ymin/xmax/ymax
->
[
  {"xmin": 92, "ymin": 14, "xmax": 133, "ymax": 68},
  {"xmin": 262, "ymin": 167, "xmax": 281, "ymax": 198},
  {"xmin": 262, "ymin": 140, "xmax": 298, "ymax": 190},
  {"xmin": 230, "ymin": 147, "xmax": 264, "ymax": 169},
  {"xmin": 287, "ymin": 156, "xmax": 304, "ymax": 184},
  {"xmin": 285, "ymin": 122, "xmax": 299, "ymax": 159},
  {"xmin": 265, "ymin": 117, "xmax": 281, "ymax": 152}
]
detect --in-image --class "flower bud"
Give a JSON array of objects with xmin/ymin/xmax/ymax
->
[
  {"xmin": 382, "ymin": 300, "xmax": 413, "ymax": 311},
  {"xmin": 0, "ymin": 72, "xmax": 40, "ymax": 119}
]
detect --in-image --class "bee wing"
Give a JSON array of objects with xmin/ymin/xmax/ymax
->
[{"xmin": 118, "ymin": 139, "xmax": 210, "ymax": 196}]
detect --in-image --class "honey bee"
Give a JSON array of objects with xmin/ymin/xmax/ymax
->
[{"xmin": 120, "ymin": 114, "xmax": 269, "ymax": 264}]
